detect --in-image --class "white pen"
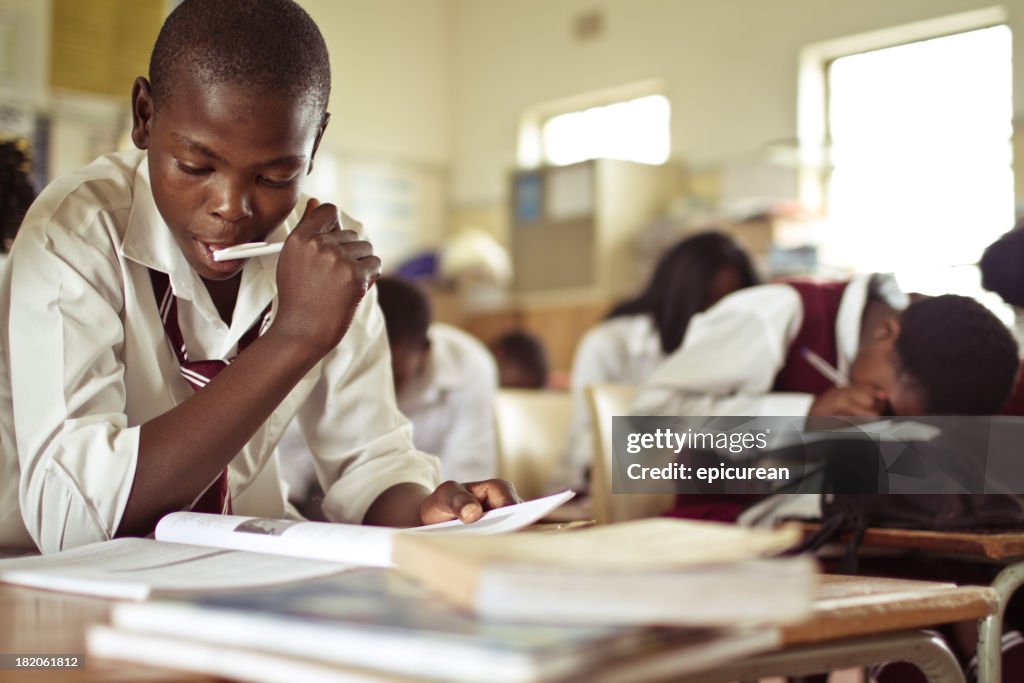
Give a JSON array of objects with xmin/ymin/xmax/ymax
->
[
  {"xmin": 800, "ymin": 347, "xmax": 849, "ymax": 388},
  {"xmin": 212, "ymin": 242, "xmax": 284, "ymax": 261}
]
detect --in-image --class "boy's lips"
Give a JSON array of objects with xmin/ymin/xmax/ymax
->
[{"xmin": 195, "ymin": 238, "xmax": 246, "ymax": 272}]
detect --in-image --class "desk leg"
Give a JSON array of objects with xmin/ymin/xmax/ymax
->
[
  {"xmin": 976, "ymin": 561, "xmax": 1024, "ymax": 683},
  {"xmin": 679, "ymin": 631, "xmax": 965, "ymax": 683}
]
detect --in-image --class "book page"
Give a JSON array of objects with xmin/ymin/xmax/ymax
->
[
  {"xmin": 155, "ymin": 513, "xmax": 396, "ymax": 566},
  {"xmin": 156, "ymin": 490, "xmax": 576, "ymax": 567},
  {"xmin": 0, "ymin": 538, "xmax": 347, "ymax": 600},
  {"xmin": 406, "ymin": 490, "xmax": 575, "ymax": 536}
]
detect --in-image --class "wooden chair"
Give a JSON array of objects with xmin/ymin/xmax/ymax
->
[
  {"xmin": 493, "ymin": 388, "xmax": 573, "ymax": 501},
  {"xmin": 585, "ymin": 383, "xmax": 674, "ymax": 525}
]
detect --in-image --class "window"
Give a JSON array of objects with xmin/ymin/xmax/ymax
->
[
  {"xmin": 520, "ymin": 90, "xmax": 670, "ymax": 168},
  {"xmin": 819, "ymin": 25, "xmax": 1013, "ymax": 304}
]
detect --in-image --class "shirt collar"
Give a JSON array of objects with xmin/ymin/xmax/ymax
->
[
  {"xmin": 119, "ymin": 152, "xmax": 301, "ymax": 348},
  {"xmin": 120, "ymin": 155, "xmax": 199, "ymax": 300},
  {"xmin": 835, "ymin": 272, "xmax": 907, "ymax": 376}
]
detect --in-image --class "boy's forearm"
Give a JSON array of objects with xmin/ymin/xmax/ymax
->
[
  {"xmin": 362, "ymin": 482, "xmax": 431, "ymax": 527},
  {"xmin": 118, "ymin": 329, "xmax": 322, "ymax": 537}
]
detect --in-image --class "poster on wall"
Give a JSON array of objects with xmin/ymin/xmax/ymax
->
[{"xmin": 513, "ymin": 171, "xmax": 542, "ymax": 226}]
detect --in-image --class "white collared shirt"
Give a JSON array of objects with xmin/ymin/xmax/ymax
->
[
  {"xmin": 0, "ymin": 150, "xmax": 439, "ymax": 553},
  {"xmin": 630, "ymin": 274, "xmax": 906, "ymax": 528},
  {"xmin": 396, "ymin": 323, "xmax": 498, "ymax": 482},
  {"xmin": 633, "ymin": 274, "xmax": 906, "ymax": 417},
  {"xmin": 557, "ymin": 314, "xmax": 663, "ymax": 491}
]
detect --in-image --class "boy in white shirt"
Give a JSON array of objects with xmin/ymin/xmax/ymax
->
[
  {"xmin": 376, "ymin": 276, "xmax": 499, "ymax": 483},
  {"xmin": 0, "ymin": 0, "xmax": 515, "ymax": 554}
]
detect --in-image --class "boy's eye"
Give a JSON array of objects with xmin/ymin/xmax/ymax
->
[
  {"xmin": 176, "ymin": 161, "xmax": 212, "ymax": 177},
  {"xmin": 258, "ymin": 175, "xmax": 297, "ymax": 189}
]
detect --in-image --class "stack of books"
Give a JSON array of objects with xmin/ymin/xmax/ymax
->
[{"xmin": 0, "ymin": 493, "xmax": 816, "ymax": 682}]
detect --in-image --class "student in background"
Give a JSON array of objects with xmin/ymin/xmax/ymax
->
[
  {"xmin": 491, "ymin": 330, "xmax": 550, "ymax": 390},
  {"xmin": 979, "ymin": 225, "xmax": 1024, "ymax": 415},
  {"xmin": 377, "ymin": 276, "xmax": 500, "ymax": 483},
  {"xmin": 0, "ymin": 137, "xmax": 36, "ymax": 260},
  {"xmin": 0, "ymin": 0, "xmax": 516, "ymax": 554},
  {"xmin": 634, "ymin": 274, "xmax": 1020, "ymax": 522},
  {"xmin": 557, "ymin": 231, "xmax": 758, "ymax": 491},
  {"xmin": 980, "ymin": 224, "xmax": 1024, "ymax": 346}
]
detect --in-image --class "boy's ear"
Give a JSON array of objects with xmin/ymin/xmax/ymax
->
[
  {"xmin": 874, "ymin": 316, "xmax": 900, "ymax": 344},
  {"xmin": 307, "ymin": 112, "xmax": 331, "ymax": 175},
  {"xmin": 131, "ymin": 77, "xmax": 156, "ymax": 150}
]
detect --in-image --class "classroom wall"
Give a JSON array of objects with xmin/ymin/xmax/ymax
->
[
  {"xmin": 0, "ymin": 0, "xmax": 50, "ymax": 108},
  {"xmin": 6, "ymin": 1, "xmax": 1024, "ymax": 241},
  {"xmin": 450, "ymin": 0, "xmax": 1024, "ymax": 211},
  {"xmin": 298, "ymin": 0, "xmax": 455, "ymax": 168}
]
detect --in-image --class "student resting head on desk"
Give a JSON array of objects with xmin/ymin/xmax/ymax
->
[
  {"xmin": 632, "ymin": 273, "xmax": 1020, "ymax": 522},
  {"xmin": 0, "ymin": 0, "xmax": 518, "ymax": 555}
]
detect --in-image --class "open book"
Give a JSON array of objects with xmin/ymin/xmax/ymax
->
[
  {"xmin": 0, "ymin": 490, "xmax": 574, "ymax": 600},
  {"xmin": 88, "ymin": 567, "xmax": 781, "ymax": 683},
  {"xmin": 392, "ymin": 518, "xmax": 816, "ymax": 627}
]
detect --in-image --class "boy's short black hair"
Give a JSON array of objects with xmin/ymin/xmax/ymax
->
[
  {"xmin": 492, "ymin": 330, "xmax": 550, "ymax": 389},
  {"xmin": 895, "ymin": 295, "xmax": 1019, "ymax": 414},
  {"xmin": 149, "ymin": 0, "xmax": 330, "ymax": 114},
  {"xmin": 375, "ymin": 276, "xmax": 431, "ymax": 348},
  {"xmin": 980, "ymin": 227, "xmax": 1024, "ymax": 307}
]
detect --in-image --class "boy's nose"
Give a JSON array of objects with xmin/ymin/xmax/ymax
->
[{"xmin": 210, "ymin": 177, "xmax": 253, "ymax": 223}]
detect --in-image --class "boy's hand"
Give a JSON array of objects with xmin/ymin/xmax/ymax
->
[
  {"xmin": 809, "ymin": 384, "xmax": 886, "ymax": 417},
  {"xmin": 419, "ymin": 480, "xmax": 522, "ymax": 525},
  {"xmin": 273, "ymin": 198, "xmax": 382, "ymax": 355}
]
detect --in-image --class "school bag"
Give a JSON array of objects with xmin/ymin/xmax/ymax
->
[{"xmin": 791, "ymin": 417, "xmax": 1024, "ymax": 572}]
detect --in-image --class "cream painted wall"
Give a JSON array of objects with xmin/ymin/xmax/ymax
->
[
  {"xmin": 451, "ymin": 0, "xmax": 1024, "ymax": 206},
  {"xmin": 0, "ymin": 0, "xmax": 50, "ymax": 107},
  {"xmin": 298, "ymin": 0, "xmax": 454, "ymax": 166}
]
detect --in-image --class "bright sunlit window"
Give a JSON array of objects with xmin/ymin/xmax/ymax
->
[
  {"xmin": 540, "ymin": 94, "xmax": 670, "ymax": 166},
  {"xmin": 822, "ymin": 25, "xmax": 1013, "ymax": 301}
]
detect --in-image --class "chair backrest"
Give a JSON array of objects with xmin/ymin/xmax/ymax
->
[
  {"xmin": 586, "ymin": 383, "xmax": 675, "ymax": 524},
  {"xmin": 494, "ymin": 389, "xmax": 573, "ymax": 501}
]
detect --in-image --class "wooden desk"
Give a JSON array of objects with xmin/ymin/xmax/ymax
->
[
  {"xmin": 0, "ymin": 584, "xmax": 213, "ymax": 683},
  {"xmin": 681, "ymin": 575, "xmax": 996, "ymax": 683},
  {"xmin": 783, "ymin": 574, "xmax": 996, "ymax": 645},
  {"xmin": 802, "ymin": 523, "xmax": 1024, "ymax": 683},
  {"xmin": 802, "ymin": 523, "xmax": 1024, "ymax": 561},
  {"xmin": 0, "ymin": 574, "xmax": 996, "ymax": 683}
]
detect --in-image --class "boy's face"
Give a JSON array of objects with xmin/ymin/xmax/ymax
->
[
  {"xmin": 131, "ymin": 73, "xmax": 327, "ymax": 281},
  {"xmin": 390, "ymin": 339, "xmax": 430, "ymax": 398},
  {"xmin": 849, "ymin": 319, "xmax": 927, "ymax": 416}
]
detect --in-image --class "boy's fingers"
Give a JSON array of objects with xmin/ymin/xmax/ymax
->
[
  {"xmin": 465, "ymin": 479, "xmax": 522, "ymax": 508},
  {"xmin": 293, "ymin": 199, "xmax": 340, "ymax": 236},
  {"xmin": 844, "ymin": 386, "xmax": 882, "ymax": 410},
  {"xmin": 302, "ymin": 197, "xmax": 321, "ymax": 219},
  {"xmin": 447, "ymin": 483, "xmax": 484, "ymax": 523},
  {"xmin": 420, "ymin": 481, "xmax": 482, "ymax": 524}
]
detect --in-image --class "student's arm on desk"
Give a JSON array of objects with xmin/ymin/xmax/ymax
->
[
  {"xmin": 124, "ymin": 204, "xmax": 384, "ymax": 538},
  {"xmin": 632, "ymin": 285, "xmax": 813, "ymax": 417},
  {"xmin": 364, "ymin": 480, "xmax": 520, "ymax": 527}
]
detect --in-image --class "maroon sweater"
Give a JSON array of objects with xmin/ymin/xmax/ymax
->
[{"xmin": 666, "ymin": 279, "xmax": 849, "ymax": 522}]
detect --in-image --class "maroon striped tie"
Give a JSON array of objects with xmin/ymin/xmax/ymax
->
[{"xmin": 150, "ymin": 270, "xmax": 272, "ymax": 514}]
